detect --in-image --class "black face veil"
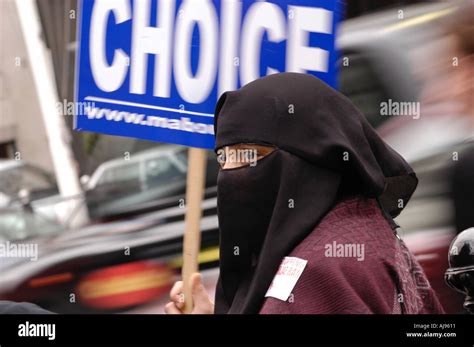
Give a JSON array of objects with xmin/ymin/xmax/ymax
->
[{"xmin": 213, "ymin": 72, "xmax": 417, "ymax": 314}]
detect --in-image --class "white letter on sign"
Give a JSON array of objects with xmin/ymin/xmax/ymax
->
[
  {"xmin": 130, "ymin": 0, "xmax": 175, "ymax": 97},
  {"xmin": 90, "ymin": 0, "xmax": 130, "ymax": 92},
  {"xmin": 218, "ymin": 0, "xmax": 242, "ymax": 96},
  {"xmin": 286, "ymin": 6, "xmax": 333, "ymax": 73},
  {"xmin": 174, "ymin": 0, "xmax": 218, "ymax": 103},
  {"xmin": 240, "ymin": 3, "xmax": 286, "ymax": 86}
]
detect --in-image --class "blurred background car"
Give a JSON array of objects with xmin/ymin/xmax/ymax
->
[
  {"xmin": 0, "ymin": 207, "xmax": 64, "ymax": 242},
  {"xmin": 83, "ymin": 145, "xmax": 218, "ymax": 221},
  {"xmin": 0, "ymin": 203, "xmax": 219, "ymax": 313},
  {"xmin": 0, "ymin": 159, "xmax": 87, "ymax": 228},
  {"xmin": 0, "ymin": 160, "xmax": 58, "ymax": 207}
]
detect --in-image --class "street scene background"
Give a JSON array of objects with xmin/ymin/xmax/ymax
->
[{"xmin": 0, "ymin": 0, "xmax": 473, "ymax": 314}]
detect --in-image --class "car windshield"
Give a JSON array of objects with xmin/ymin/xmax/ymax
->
[
  {"xmin": 144, "ymin": 154, "xmax": 185, "ymax": 186},
  {"xmin": 95, "ymin": 150, "xmax": 186, "ymax": 188},
  {"xmin": 0, "ymin": 164, "xmax": 56, "ymax": 197},
  {"xmin": 96, "ymin": 162, "xmax": 141, "ymax": 186},
  {"xmin": 0, "ymin": 210, "xmax": 64, "ymax": 241}
]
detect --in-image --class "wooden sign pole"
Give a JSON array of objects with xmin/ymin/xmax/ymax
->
[{"xmin": 182, "ymin": 147, "xmax": 207, "ymax": 313}]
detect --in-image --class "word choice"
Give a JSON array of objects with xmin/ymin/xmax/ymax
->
[{"xmin": 90, "ymin": 0, "xmax": 333, "ymax": 101}]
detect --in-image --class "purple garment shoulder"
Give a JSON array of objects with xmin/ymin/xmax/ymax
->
[{"xmin": 260, "ymin": 196, "xmax": 444, "ymax": 314}]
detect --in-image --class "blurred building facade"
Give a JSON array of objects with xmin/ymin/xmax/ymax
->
[{"xmin": 0, "ymin": 0, "xmax": 54, "ymax": 171}]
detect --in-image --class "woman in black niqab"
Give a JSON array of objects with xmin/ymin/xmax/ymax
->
[
  {"xmin": 165, "ymin": 72, "xmax": 443, "ymax": 315},
  {"xmin": 213, "ymin": 72, "xmax": 417, "ymax": 314}
]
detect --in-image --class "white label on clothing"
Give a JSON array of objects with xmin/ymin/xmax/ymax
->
[{"xmin": 265, "ymin": 256, "xmax": 308, "ymax": 301}]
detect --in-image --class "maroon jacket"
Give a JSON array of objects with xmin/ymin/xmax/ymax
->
[{"xmin": 260, "ymin": 197, "xmax": 445, "ymax": 314}]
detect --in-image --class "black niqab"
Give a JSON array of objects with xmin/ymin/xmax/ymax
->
[{"xmin": 213, "ymin": 72, "xmax": 417, "ymax": 314}]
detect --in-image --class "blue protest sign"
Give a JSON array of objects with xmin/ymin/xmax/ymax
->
[{"xmin": 75, "ymin": 0, "xmax": 342, "ymax": 149}]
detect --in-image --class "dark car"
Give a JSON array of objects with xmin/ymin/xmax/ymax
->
[
  {"xmin": 0, "ymin": 205, "xmax": 215, "ymax": 313},
  {"xmin": 84, "ymin": 145, "xmax": 218, "ymax": 221}
]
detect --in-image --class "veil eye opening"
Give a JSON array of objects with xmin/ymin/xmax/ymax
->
[{"xmin": 216, "ymin": 143, "xmax": 278, "ymax": 170}]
